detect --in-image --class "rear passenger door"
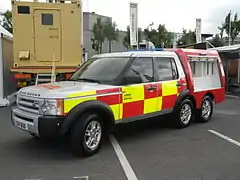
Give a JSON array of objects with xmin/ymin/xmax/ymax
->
[
  {"xmin": 121, "ymin": 57, "xmax": 158, "ymax": 119},
  {"xmin": 154, "ymin": 57, "xmax": 179, "ymax": 111}
]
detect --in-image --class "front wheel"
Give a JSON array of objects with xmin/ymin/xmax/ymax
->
[
  {"xmin": 196, "ymin": 96, "xmax": 213, "ymax": 123},
  {"xmin": 70, "ymin": 113, "xmax": 104, "ymax": 157},
  {"xmin": 173, "ymin": 99, "xmax": 194, "ymax": 128}
]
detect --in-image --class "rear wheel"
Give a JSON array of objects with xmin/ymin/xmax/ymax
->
[
  {"xmin": 196, "ymin": 96, "xmax": 213, "ymax": 123},
  {"xmin": 70, "ymin": 113, "xmax": 104, "ymax": 157},
  {"xmin": 173, "ymin": 99, "xmax": 194, "ymax": 128}
]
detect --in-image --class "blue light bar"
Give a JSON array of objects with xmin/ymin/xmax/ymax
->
[{"xmin": 127, "ymin": 47, "xmax": 164, "ymax": 52}]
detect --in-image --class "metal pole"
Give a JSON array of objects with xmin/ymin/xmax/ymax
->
[
  {"xmin": 228, "ymin": 10, "xmax": 231, "ymax": 46},
  {"xmin": 136, "ymin": 3, "xmax": 138, "ymax": 50},
  {"xmin": 238, "ymin": 56, "xmax": 240, "ymax": 84},
  {"xmin": 226, "ymin": 58, "xmax": 229, "ymax": 92},
  {"xmin": 173, "ymin": 33, "xmax": 177, "ymax": 48}
]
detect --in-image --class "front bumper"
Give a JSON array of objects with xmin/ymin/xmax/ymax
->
[{"xmin": 11, "ymin": 107, "xmax": 64, "ymax": 137}]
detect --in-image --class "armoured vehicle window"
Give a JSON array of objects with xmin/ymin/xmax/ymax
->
[
  {"xmin": 125, "ymin": 57, "xmax": 154, "ymax": 84},
  {"xmin": 42, "ymin": 13, "xmax": 53, "ymax": 25},
  {"xmin": 156, "ymin": 57, "xmax": 178, "ymax": 81},
  {"xmin": 17, "ymin": 6, "xmax": 30, "ymax": 14}
]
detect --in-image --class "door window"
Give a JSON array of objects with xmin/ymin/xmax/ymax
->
[
  {"xmin": 124, "ymin": 57, "xmax": 154, "ymax": 84},
  {"xmin": 156, "ymin": 57, "xmax": 178, "ymax": 81},
  {"xmin": 41, "ymin": 13, "xmax": 53, "ymax": 25}
]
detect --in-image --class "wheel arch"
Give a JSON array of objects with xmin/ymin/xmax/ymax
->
[
  {"xmin": 173, "ymin": 89, "xmax": 197, "ymax": 112},
  {"xmin": 204, "ymin": 92, "xmax": 215, "ymax": 102},
  {"xmin": 60, "ymin": 100, "xmax": 115, "ymax": 136}
]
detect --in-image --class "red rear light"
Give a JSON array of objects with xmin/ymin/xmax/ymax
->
[{"xmin": 65, "ymin": 74, "xmax": 72, "ymax": 79}]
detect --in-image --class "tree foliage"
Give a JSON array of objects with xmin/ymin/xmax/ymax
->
[
  {"xmin": 122, "ymin": 26, "xmax": 142, "ymax": 49},
  {"xmin": 91, "ymin": 18, "xmax": 119, "ymax": 53},
  {"xmin": 0, "ymin": 10, "xmax": 12, "ymax": 33},
  {"xmin": 122, "ymin": 23, "xmax": 173, "ymax": 49},
  {"xmin": 91, "ymin": 18, "xmax": 105, "ymax": 54},
  {"xmin": 218, "ymin": 12, "xmax": 240, "ymax": 45},
  {"xmin": 144, "ymin": 24, "xmax": 173, "ymax": 48},
  {"xmin": 103, "ymin": 20, "xmax": 119, "ymax": 53},
  {"xmin": 209, "ymin": 34, "xmax": 225, "ymax": 47},
  {"xmin": 177, "ymin": 29, "xmax": 196, "ymax": 46}
]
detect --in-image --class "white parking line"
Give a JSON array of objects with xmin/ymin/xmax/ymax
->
[
  {"xmin": 72, "ymin": 176, "xmax": 89, "ymax": 179},
  {"xmin": 109, "ymin": 135, "xmax": 138, "ymax": 180},
  {"xmin": 208, "ymin": 130, "xmax": 240, "ymax": 147},
  {"xmin": 225, "ymin": 94, "xmax": 240, "ymax": 99}
]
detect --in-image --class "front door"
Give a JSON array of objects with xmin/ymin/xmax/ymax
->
[
  {"xmin": 154, "ymin": 56, "xmax": 179, "ymax": 111},
  {"xmin": 121, "ymin": 57, "xmax": 159, "ymax": 119},
  {"xmin": 33, "ymin": 9, "xmax": 62, "ymax": 62}
]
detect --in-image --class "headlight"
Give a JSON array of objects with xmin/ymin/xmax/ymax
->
[{"xmin": 41, "ymin": 99, "xmax": 64, "ymax": 116}]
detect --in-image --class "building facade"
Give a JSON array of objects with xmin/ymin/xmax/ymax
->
[{"xmin": 83, "ymin": 12, "xmax": 127, "ymax": 58}]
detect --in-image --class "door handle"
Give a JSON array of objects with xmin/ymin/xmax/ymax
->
[
  {"xmin": 147, "ymin": 86, "xmax": 157, "ymax": 91},
  {"xmin": 176, "ymin": 82, "xmax": 187, "ymax": 87}
]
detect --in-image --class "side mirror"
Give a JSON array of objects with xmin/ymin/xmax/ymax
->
[{"xmin": 123, "ymin": 75, "xmax": 142, "ymax": 85}]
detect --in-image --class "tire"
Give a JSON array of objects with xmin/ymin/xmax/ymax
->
[
  {"xmin": 70, "ymin": 113, "xmax": 104, "ymax": 157},
  {"xmin": 173, "ymin": 99, "xmax": 194, "ymax": 128},
  {"xmin": 196, "ymin": 96, "xmax": 213, "ymax": 123}
]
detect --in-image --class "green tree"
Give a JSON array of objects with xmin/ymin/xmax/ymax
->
[
  {"xmin": 221, "ymin": 12, "xmax": 240, "ymax": 45},
  {"xmin": 155, "ymin": 24, "xmax": 173, "ymax": 48},
  {"xmin": 177, "ymin": 29, "xmax": 196, "ymax": 46},
  {"xmin": 91, "ymin": 17, "xmax": 105, "ymax": 54},
  {"xmin": 218, "ymin": 23, "xmax": 225, "ymax": 39},
  {"xmin": 143, "ymin": 24, "xmax": 173, "ymax": 48},
  {"xmin": 209, "ymin": 34, "xmax": 225, "ymax": 47},
  {"xmin": 103, "ymin": 20, "xmax": 119, "ymax": 53},
  {"xmin": 90, "ymin": 37, "xmax": 99, "ymax": 54},
  {"xmin": 0, "ymin": 10, "xmax": 12, "ymax": 33},
  {"xmin": 122, "ymin": 26, "xmax": 142, "ymax": 49},
  {"xmin": 143, "ymin": 23, "xmax": 157, "ymax": 44}
]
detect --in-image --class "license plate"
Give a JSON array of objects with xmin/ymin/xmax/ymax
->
[{"xmin": 15, "ymin": 120, "xmax": 28, "ymax": 131}]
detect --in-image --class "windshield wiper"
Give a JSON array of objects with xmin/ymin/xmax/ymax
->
[{"xmin": 77, "ymin": 78, "xmax": 101, "ymax": 83}]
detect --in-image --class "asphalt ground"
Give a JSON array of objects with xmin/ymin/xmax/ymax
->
[{"xmin": 0, "ymin": 97, "xmax": 240, "ymax": 180}]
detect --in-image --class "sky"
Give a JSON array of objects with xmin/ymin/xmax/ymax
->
[{"xmin": 1, "ymin": 0, "xmax": 240, "ymax": 34}]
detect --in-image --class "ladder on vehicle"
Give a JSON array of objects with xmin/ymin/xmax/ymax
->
[{"xmin": 35, "ymin": 73, "xmax": 56, "ymax": 85}]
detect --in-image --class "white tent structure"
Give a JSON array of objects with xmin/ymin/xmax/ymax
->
[
  {"xmin": 209, "ymin": 44, "xmax": 240, "ymax": 53},
  {"xmin": 0, "ymin": 25, "xmax": 15, "ymax": 107},
  {"xmin": 0, "ymin": 25, "xmax": 13, "ymax": 38},
  {"xmin": 209, "ymin": 44, "xmax": 240, "ymax": 93}
]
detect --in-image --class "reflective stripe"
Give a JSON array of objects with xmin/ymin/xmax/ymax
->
[
  {"xmin": 122, "ymin": 85, "xmax": 144, "ymax": 103},
  {"xmin": 64, "ymin": 96, "xmax": 97, "ymax": 113},
  {"xmin": 64, "ymin": 88, "xmax": 122, "ymax": 116},
  {"xmin": 63, "ymin": 79, "xmax": 186, "ymax": 120},
  {"xmin": 110, "ymin": 104, "xmax": 120, "ymax": 120},
  {"xmin": 144, "ymin": 97, "xmax": 159, "ymax": 114},
  {"xmin": 162, "ymin": 81, "xmax": 178, "ymax": 96},
  {"xmin": 67, "ymin": 90, "xmax": 97, "ymax": 98}
]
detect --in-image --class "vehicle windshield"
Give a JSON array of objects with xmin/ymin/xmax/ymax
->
[{"xmin": 70, "ymin": 57, "xmax": 130, "ymax": 84}]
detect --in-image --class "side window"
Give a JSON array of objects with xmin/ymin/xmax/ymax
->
[
  {"xmin": 190, "ymin": 57, "xmax": 218, "ymax": 77},
  {"xmin": 156, "ymin": 57, "xmax": 178, "ymax": 81},
  {"xmin": 41, "ymin": 13, "xmax": 53, "ymax": 25},
  {"xmin": 125, "ymin": 57, "xmax": 154, "ymax": 84}
]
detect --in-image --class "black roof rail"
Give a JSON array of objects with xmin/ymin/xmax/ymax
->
[{"xmin": 178, "ymin": 41, "xmax": 215, "ymax": 50}]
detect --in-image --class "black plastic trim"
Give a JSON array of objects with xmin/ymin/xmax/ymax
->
[
  {"xmin": 173, "ymin": 89, "xmax": 190, "ymax": 113},
  {"xmin": 38, "ymin": 115, "xmax": 64, "ymax": 137},
  {"xmin": 60, "ymin": 100, "xmax": 115, "ymax": 135}
]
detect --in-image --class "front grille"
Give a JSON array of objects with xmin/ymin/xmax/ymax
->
[{"xmin": 17, "ymin": 95, "xmax": 41, "ymax": 114}]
